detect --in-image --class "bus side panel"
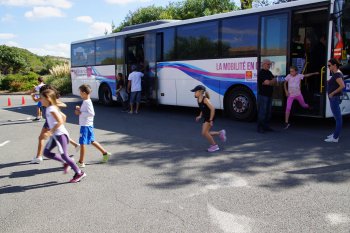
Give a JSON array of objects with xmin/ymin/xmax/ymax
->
[
  {"xmin": 157, "ymin": 58, "xmax": 258, "ymax": 109},
  {"xmin": 157, "ymin": 65, "xmax": 177, "ymax": 105},
  {"xmin": 71, "ymin": 65, "xmax": 116, "ymax": 100}
]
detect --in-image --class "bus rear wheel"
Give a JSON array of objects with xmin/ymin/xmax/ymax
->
[
  {"xmin": 99, "ymin": 84, "xmax": 113, "ymax": 106},
  {"xmin": 225, "ymin": 87, "xmax": 256, "ymax": 121}
]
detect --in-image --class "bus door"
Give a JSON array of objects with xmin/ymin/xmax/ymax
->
[
  {"xmin": 125, "ymin": 35, "xmax": 146, "ymax": 99},
  {"xmin": 290, "ymin": 8, "xmax": 328, "ymax": 117},
  {"xmin": 260, "ymin": 13, "xmax": 289, "ymax": 112}
]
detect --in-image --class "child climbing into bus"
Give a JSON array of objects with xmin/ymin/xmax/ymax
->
[
  {"xmin": 191, "ymin": 85, "xmax": 226, "ymax": 152},
  {"xmin": 284, "ymin": 66, "xmax": 319, "ymax": 129},
  {"xmin": 116, "ymin": 73, "xmax": 129, "ymax": 112}
]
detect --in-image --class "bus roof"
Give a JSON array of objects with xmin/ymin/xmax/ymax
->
[{"xmin": 71, "ymin": 0, "xmax": 329, "ymax": 45}]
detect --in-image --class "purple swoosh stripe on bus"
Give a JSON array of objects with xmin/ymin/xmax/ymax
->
[{"xmin": 161, "ymin": 65, "xmax": 245, "ymax": 79}]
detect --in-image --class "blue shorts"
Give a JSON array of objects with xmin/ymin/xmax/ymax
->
[
  {"xmin": 130, "ymin": 91, "xmax": 141, "ymax": 104},
  {"xmin": 79, "ymin": 126, "xmax": 95, "ymax": 145},
  {"xmin": 37, "ymin": 101, "xmax": 42, "ymax": 108}
]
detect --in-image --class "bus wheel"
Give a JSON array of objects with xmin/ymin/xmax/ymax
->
[
  {"xmin": 99, "ymin": 84, "xmax": 113, "ymax": 105},
  {"xmin": 225, "ymin": 87, "xmax": 256, "ymax": 121}
]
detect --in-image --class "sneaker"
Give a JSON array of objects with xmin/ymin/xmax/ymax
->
[
  {"xmin": 75, "ymin": 145, "xmax": 80, "ymax": 153},
  {"xmin": 102, "ymin": 152, "xmax": 111, "ymax": 163},
  {"xmin": 76, "ymin": 161, "xmax": 86, "ymax": 168},
  {"xmin": 63, "ymin": 163, "xmax": 71, "ymax": 174},
  {"xmin": 128, "ymin": 111, "xmax": 133, "ymax": 114},
  {"xmin": 32, "ymin": 117, "xmax": 42, "ymax": 121},
  {"xmin": 69, "ymin": 172, "xmax": 86, "ymax": 183},
  {"xmin": 284, "ymin": 123, "xmax": 290, "ymax": 130},
  {"xmin": 207, "ymin": 144, "xmax": 220, "ymax": 152},
  {"xmin": 324, "ymin": 137, "xmax": 339, "ymax": 143},
  {"xmin": 327, "ymin": 134, "xmax": 334, "ymax": 139},
  {"xmin": 30, "ymin": 156, "xmax": 43, "ymax": 164},
  {"xmin": 219, "ymin": 129, "xmax": 227, "ymax": 142}
]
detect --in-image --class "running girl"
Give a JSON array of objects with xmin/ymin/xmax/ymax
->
[
  {"xmin": 41, "ymin": 89, "xmax": 86, "ymax": 183},
  {"xmin": 191, "ymin": 85, "xmax": 226, "ymax": 152},
  {"xmin": 284, "ymin": 66, "xmax": 318, "ymax": 129}
]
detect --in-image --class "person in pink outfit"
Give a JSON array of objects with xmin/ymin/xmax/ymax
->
[{"xmin": 284, "ymin": 66, "xmax": 318, "ymax": 129}]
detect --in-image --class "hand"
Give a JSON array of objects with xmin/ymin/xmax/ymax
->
[
  {"xmin": 285, "ymin": 91, "xmax": 289, "ymax": 97},
  {"xmin": 74, "ymin": 110, "xmax": 80, "ymax": 115},
  {"xmin": 195, "ymin": 116, "xmax": 201, "ymax": 122},
  {"xmin": 328, "ymin": 93, "xmax": 334, "ymax": 98}
]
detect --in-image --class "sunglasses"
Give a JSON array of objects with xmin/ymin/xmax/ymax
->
[{"xmin": 327, "ymin": 64, "xmax": 332, "ymax": 67}]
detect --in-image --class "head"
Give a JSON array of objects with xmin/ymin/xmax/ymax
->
[
  {"xmin": 289, "ymin": 66, "xmax": 298, "ymax": 76},
  {"xmin": 39, "ymin": 84, "xmax": 60, "ymax": 98},
  {"xmin": 79, "ymin": 84, "xmax": 92, "ymax": 99},
  {"xmin": 117, "ymin": 73, "xmax": 123, "ymax": 80},
  {"xmin": 131, "ymin": 65, "xmax": 137, "ymax": 72},
  {"xmin": 40, "ymin": 89, "xmax": 58, "ymax": 107},
  {"xmin": 191, "ymin": 85, "xmax": 210, "ymax": 99},
  {"xmin": 261, "ymin": 59, "xmax": 272, "ymax": 70},
  {"xmin": 38, "ymin": 76, "xmax": 44, "ymax": 83},
  {"xmin": 328, "ymin": 58, "xmax": 341, "ymax": 72}
]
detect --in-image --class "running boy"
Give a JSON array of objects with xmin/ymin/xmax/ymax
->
[
  {"xmin": 41, "ymin": 89, "xmax": 86, "ymax": 183},
  {"xmin": 191, "ymin": 85, "xmax": 226, "ymax": 152},
  {"xmin": 75, "ymin": 84, "xmax": 111, "ymax": 167},
  {"xmin": 284, "ymin": 66, "xmax": 318, "ymax": 129},
  {"xmin": 32, "ymin": 77, "xmax": 45, "ymax": 121}
]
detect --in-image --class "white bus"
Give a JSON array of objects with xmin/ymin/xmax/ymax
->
[{"xmin": 71, "ymin": 0, "xmax": 350, "ymax": 121}]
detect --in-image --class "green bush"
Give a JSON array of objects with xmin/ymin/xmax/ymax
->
[
  {"xmin": 0, "ymin": 72, "xmax": 39, "ymax": 91},
  {"xmin": 45, "ymin": 74, "xmax": 72, "ymax": 95}
]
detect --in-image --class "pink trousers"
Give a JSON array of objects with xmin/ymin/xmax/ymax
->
[{"xmin": 286, "ymin": 94, "xmax": 309, "ymax": 113}]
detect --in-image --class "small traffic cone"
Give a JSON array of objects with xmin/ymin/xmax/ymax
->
[
  {"xmin": 7, "ymin": 97, "xmax": 12, "ymax": 106},
  {"xmin": 21, "ymin": 96, "xmax": 26, "ymax": 105}
]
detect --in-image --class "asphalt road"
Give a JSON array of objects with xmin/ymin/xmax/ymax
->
[{"xmin": 0, "ymin": 94, "xmax": 350, "ymax": 233}]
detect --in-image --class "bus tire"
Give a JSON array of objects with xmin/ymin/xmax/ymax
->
[
  {"xmin": 225, "ymin": 87, "xmax": 256, "ymax": 121},
  {"xmin": 99, "ymin": 84, "xmax": 113, "ymax": 106}
]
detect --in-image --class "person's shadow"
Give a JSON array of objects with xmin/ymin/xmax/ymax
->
[{"xmin": 0, "ymin": 181, "xmax": 66, "ymax": 194}]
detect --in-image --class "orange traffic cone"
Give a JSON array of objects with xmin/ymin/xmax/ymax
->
[
  {"xmin": 21, "ymin": 96, "xmax": 26, "ymax": 105},
  {"xmin": 7, "ymin": 97, "xmax": 12, "ymax": 106}
]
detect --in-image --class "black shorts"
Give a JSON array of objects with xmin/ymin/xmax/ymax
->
[{"xmin": 203, "ymin": 117, "xmax": 214, "ymax": 123}]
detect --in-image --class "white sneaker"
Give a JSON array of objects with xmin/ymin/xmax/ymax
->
[
  {"xmin": 324, "ymin": 137, "xmax": 339, "ymax": 143},
  {"xmin": 327, "ymin": 134, "xmax": 334, "ymax": 139},
  {"xmin": 30, "ymin": 156, "xmax": 43, "ymax": 164},
  {"xmin": 76, "ymin": 162, "xmax": 86, "ymax": 168}
]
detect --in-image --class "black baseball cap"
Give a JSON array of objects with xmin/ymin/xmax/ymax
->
[{"xmin": 191, "ymin": 85, "xmax": 206, "ymax": 92}]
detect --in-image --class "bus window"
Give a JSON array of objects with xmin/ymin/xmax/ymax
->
[
  {"xmin": 177, "ymin": 21, "xmax": 219, "ymax": 60},
  {"xmin": 96, "ymin": 37, "xmax": 115, "ymax": 65},
  {"xmin": 71, "ymin": 41, "xmax": 95, "ymax": 67},
  {"xmin": 221, "ymin": 15, "xmax": 258, "ymax": 58}
]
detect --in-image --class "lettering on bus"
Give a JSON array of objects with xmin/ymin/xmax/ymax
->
[{"xmin": 216, "ymin": 61, "xmax": 257, "ymax": 71}]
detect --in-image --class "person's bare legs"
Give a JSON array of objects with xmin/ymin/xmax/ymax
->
[
  {"xmin": 91, "ymin": 141, "xmax": 107, "ymax": 154},
  {"xmin": 78, "ymin": 144, "xmax": 86, "ymax": 164},
  {"xmin": 136, "ymin": 103, "xmax": 140, "ymax": 113},
  {"xmin": 129, "ymin": 103, "xmax": 134, "ymax": 113},
  {"xmin": 36, "ymin": 127, "xmax": 49, "ymax": 158},
  {"xmin": 202, "ymin": 122, "xmax": 216, "ymax": 145}
]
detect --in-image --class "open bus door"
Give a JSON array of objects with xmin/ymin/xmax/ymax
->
[{"xmin": 289, "ymin": 7, "xmax": 329, "ymax": 117}]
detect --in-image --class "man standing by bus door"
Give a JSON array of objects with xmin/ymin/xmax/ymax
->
[
  {"xmin": 128, "ymin": 65, "xmax": 144, "ymax": 114},
  {"xmin": 257, "ymin": 59, "xmax": 277, "ymax": 133}
]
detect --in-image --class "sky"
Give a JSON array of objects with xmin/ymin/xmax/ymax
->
[{"xmin": 0, "ymin": 0, "xmax": 175, "ymax": 58}]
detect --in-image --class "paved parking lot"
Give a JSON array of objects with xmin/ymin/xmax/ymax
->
[{"xmin": 1, "ymin": 94, "xmax": 350, "ymax": 233}]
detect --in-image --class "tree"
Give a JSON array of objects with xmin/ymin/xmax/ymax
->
[
  {"xmin": 113, "ymin": 0, "xmax": 238, "ymax": 32},
  {"xmin": 0, "ymin": 45, "xmax": 27, "ymax": 74}
]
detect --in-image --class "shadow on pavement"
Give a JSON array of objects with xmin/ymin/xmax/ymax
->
[
  {"xmin": 0, "ymin": 181, "xmax": 66, "ymax": 194},
  {"xmin": 3, "ymin": 96, "xmax": 350, "ymax": 191}
]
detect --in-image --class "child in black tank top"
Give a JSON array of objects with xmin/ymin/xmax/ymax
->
[{"xmin": 191, "ymin": 85, "xmax": 227, "ymax": 152}]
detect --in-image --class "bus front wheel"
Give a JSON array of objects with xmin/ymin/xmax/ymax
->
[
  {"xmin": 225, "ymin": 87, "xmax": 256, "ymax": 121},
  {"xmin": 99, "ymin": 84, "xmax": 113, "ymax": 106}
]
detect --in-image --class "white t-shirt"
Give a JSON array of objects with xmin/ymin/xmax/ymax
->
[
  {"xmin": 35, "ymin": 82, "xmax": 45, "ymax": 98},
  {"xmin": 285, "ymin": 74, "xmax": 304, "ymax": 97},
  {"xmin": 79, "ymin": 99, "xmax": 95, "ymax": 126},
  {"xmin": 46, "ymin": 105, "xmax": 69, "ymax": 136},
  {"xmin": 128, "ymin": 71, "xmax": 144, "ymax": 92}
]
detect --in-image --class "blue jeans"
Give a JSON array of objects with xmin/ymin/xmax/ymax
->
[
  {"xmin": 257, "ymin": 94, "xmax": 272, "ymax": 130},
  {"xmin": 329, "ymin": 96, "xmax": 342, "ymax": 139}
]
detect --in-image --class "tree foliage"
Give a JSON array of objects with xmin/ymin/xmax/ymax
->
[
  {"xmin": 0, "ymin": 45, "xmax": 68, "ymax": 75},
  {"xmin": 113, "ymin": 0, "xmax": 239, "ymax": 32}
]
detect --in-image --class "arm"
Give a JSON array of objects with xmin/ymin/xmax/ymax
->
[
  {"xmin": 128, "ymin": 80, "xmax": 131, "ymax": 93},
  {"xmin": 263, "ymin": 78, "xmax": 277, "ymax": 86},
  {"xmin": 204, "ymin": 98, "xmax": 215, "ymax": 122},
  {"xmin": 31, "ymin": 93, "xmax": 40, "ymax": 102},
  {"xmin": 284, "ymin": 80, "xmax": 289, "ymax": 96},
  {"xmin": 329, "ymin": 78, "xmax": 345, "ymax": 98},
  {"xmin": 303, "ymin": 72, "xmax": 319, "ymax": 78}
]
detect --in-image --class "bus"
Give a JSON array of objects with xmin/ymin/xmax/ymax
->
[{"xmin": 71, "ymin": 0, "xmax": 350, "ymax": 121}]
